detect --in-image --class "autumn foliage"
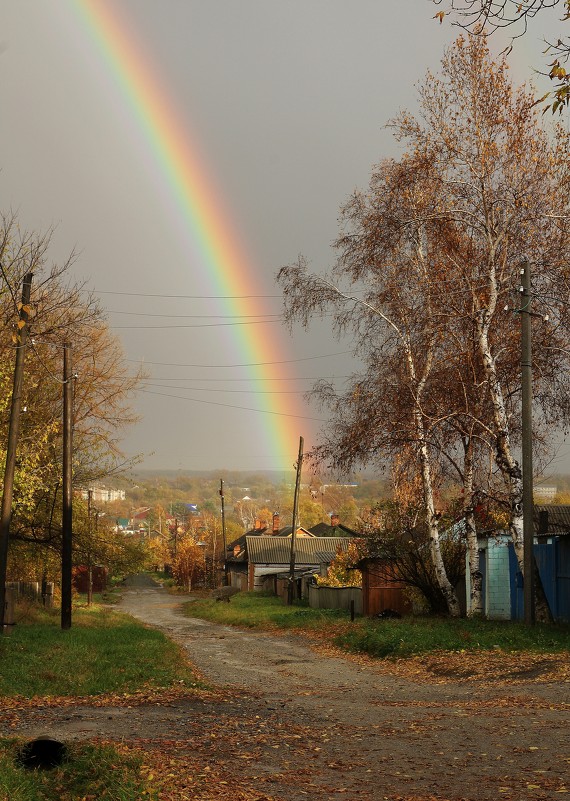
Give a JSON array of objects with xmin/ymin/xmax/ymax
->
[
  {"xmin": 278, "ymin": 35, "xmax": 570, "ymax": 616},
  {"xmin": 0, "ymin": 214, "xmax": 146, "ymax": 586}
]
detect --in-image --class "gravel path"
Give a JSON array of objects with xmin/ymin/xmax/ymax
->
[{"xmin": 2, "ymin": 578, "xmax": 569, "ymax": 801}]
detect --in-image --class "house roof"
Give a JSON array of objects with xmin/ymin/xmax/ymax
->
[
  {"xmin": 275, "ymin": 526, "xmax": 314, "ymax": 538},
  {"xmin": 534, "ymin": 505, "xmax": 570, "ymax": 535},
  {"xmin": 309, "ymin": 522, "xmax": 359, "ymax": 537},
  {"xmin": 226, "ymin": 526, "xmax": 269, "ymax": 562},
  {"xmin": 246, "ymin": 536, "xmax": 351, "ymax": 565}
]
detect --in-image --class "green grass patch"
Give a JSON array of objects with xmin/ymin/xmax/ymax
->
[
  {"xmin": 0, "ymin": 602, "xmax": 199, "ymax": 698},
  {"xmin": 184, "ymin": 591, "xmax": 347, "ymax": 629},
  {"xmin": 185, "ymin": 592, "xmax": 570, "ymax": 658},
  {"xmin": 0, "ymin": 738, "xmax": 153, "ymax": 801},
  {"xmin": 334, "ymin": 615, "xmax": 570, "ymax": 658},
  {"xmin": 93, "ymin": 588, "xmax": 123, "ymax": 605}
]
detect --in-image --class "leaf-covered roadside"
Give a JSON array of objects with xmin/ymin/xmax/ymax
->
[
  {"xmin": 184, "ymin": 593, "xmax": 570, "ymax": 663},
  {"xmin": 304, "ymin": 627, "xmax": 570, "ymax": 687},
  {"xmin": 3, "ymin": 597, "xmax": 569, "ymax": 800}
]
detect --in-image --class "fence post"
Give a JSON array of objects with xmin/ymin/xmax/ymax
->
[
  {"xmin": 44, "ymin": 583, "xmax": 54, "ymax": 608},
  {"xmin": 3, "ymin": 587, "xmax": 15, "ymax": 634}
]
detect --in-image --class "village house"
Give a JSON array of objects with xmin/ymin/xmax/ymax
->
[{"xmin": 226, "ymin": 513, "xmax": 353, "ymax": 597}]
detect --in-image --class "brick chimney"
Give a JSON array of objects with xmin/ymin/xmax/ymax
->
[
  {"xmin": 272, "ymin": 513, "xmax": 280, "ymax": 534},
  {"xmin": 330, "ymin": 513, "xmax": 340, "ymax": 527},
  {"xmin": 254, "ymin": 518, "xmax": 262, "ymax": 531}
]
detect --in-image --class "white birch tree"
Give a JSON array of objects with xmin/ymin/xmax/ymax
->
[{"xmin": 278, "ymin": 35, "xmax": 570, "ymax": 618}]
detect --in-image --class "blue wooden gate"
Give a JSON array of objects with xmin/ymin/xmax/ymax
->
[{"xmin": 508, "ymin": 539, "xmax": 570, "ymax": 623}]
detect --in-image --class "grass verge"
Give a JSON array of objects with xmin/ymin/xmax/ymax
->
[
  {"xmin": 184, "ymin": 591, "xmax": 570, "ymax": 658},
  {"xmin": 0, "ymin": 739, "xmax": 153, "ymax": 801},
  {"xmin": 0, "ymin": 601, "xmax": 200, "ymax": 698},
  {"xmin": 334, "ymin": 614, "xmax": 570, "ymax": 657}
]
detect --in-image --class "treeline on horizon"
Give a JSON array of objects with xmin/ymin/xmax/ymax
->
[{"xmin": 97, "ymin": 468, "xmax": 570, "ymax": 530}]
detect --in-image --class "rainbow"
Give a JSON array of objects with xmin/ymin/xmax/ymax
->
[{"xmin": 66, "ymin": 0, "xmax": 310, "ymax": 470}]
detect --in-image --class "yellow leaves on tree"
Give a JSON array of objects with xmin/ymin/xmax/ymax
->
[
  {"xmin": 172, "ymin": 537, "xmax": 206, "ymax": 591},
  {"xmin": 317, "ymin": 541, "xmax": 363, "ymax": 588}
]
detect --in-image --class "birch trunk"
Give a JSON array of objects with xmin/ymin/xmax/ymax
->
[
  {"xmin": 462, "ymin": 438, "xmax": 483, "ymax": 616},
  {"xmin": 324, "ymin": 276, "xmax": 462, "ymax": 616},
  {"xmin": 417, "ymin": 432, "xmax": 461, "ymax": 617},
  {"xmin": 477, "ymin": 313, "xmax": 524, "ymax": 571}
]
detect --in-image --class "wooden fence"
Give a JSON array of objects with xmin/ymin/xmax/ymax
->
[
  {"xmin": 308, "ymin": 585, "xmax": 363, "ymax": 614},
  {"xmin": 5, "ymin": 580, "xmax": 55, "ymax": 606}
]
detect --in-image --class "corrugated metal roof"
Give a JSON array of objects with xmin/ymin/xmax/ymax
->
[
  {"xmin": 276, "ymin": 526, "xmax": 314, "ymax": 538},
  {"xmin": 246, "ymin": 536, "xmax": 351, "ymax": 565},
  {"xmin": 226, "ymin": 529, "xmax": 265, "ymax": 562},
  {"xmin": 534, "ymin": 505, "xmax": 570, "ymax": 535},
  {"xmin": 314, "ymin": 549, "xmax": 341, "ymax": 563},
  {"xmin": 309, "ymin": 522, "xmax": 359, "ymax": 537}
]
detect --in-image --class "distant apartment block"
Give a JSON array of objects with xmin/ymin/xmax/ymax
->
[
  {"xmin": 80, "ymin": 486, "xmax": 126, "ymax": 503},
  {"xmin": 533, "ymin": 486, "xmax": 557, "ymax": 503}
]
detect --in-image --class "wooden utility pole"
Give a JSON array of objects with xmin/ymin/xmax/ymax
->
[
  {"xmin": 87, "ymin": 489, "xmax": 93, "ymax": 607},
  {"xmin": 219, "ymin": 479, "xmax": 227, "ymax": 584},
  {"xmin": 287, "ymin": 436, "xmax": 304, "ymax": 605},
  {"xmin": 520, "ymin": 261, "xmax": 535, "ymax": 625},
  {"xmin": 61, "ymin": 342, "xmax": 73, "ymax": 630},
  {"xmin": 0, "ymin": 273, "xmax": 33, "ymax": 633}
]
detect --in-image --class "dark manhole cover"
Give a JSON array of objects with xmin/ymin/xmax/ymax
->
[{"xmin": 17, "ymin": 737, "xmax": 68, "ymax": 770}]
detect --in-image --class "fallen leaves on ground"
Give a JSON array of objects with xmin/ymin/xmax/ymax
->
[
  {"xmin": 0, "ymin": 683, "xmax": 228, "ymax": 733},
  {"xmin": 2, "ymin": 624, "xmax": 569, "ymax": 801},
  {"xmin": 392, "ymin": 649, "xmax": 570, "ymax": 686},
  {"xmin": 299, "ymin": 628, "xmax": 570, "ymax": 686},
  {"xmin": 0, "ymin": 681, "xmax": 226, "ymax": 712},
  {"xmin": 115, "ymin": 738, "xmax": 278, "ymax": 801},
  {"xmin": 99, "ymin": 713, "xmax": 328, "ymax": 801}
]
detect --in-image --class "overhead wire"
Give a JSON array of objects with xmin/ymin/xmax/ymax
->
[
  {"xmin": 105, "ymin": 310, "xmax": 282, "ymax": 319},
  {"xmin": 110, "ymin": 319, "xmax": 282, "ymax": 329},
  {"xmin": 139, "ymin": 374, "xmax": 349, "ymax": 383},
  {"xmin": 91, "ymin": 289, "xmax": 282, "ymax": 299},
  {"xmin": 140, "ymin": 381, "xmax": 334, "ymax": 395},
  {"xmin": 125, "ymin": 351, "xmax": 352, "ymax": 368},
  {"xmin": 80, "ymin": 292, "xmax": 352, "ymax": 426},
  {"xmin": 138, "ymin": 388, "xmax": 325, "ymax": 421}
]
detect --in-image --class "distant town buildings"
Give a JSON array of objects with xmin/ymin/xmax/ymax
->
[
  {"xmin": 534, "ymin": 486, "xmax": 557, "ymax": 503},
  {"xmin": 80, "ymin": 486, "xmax": 126, "ymax": 503}
]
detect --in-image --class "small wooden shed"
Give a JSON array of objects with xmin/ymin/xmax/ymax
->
[{"xmin": 358, "ymin": 557, "xmax": 413, "ymax": 617}]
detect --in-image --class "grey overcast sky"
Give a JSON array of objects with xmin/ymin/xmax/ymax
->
[{"xmin": 1, "ymin": 1, "xmax": 567, "ymax": 474}]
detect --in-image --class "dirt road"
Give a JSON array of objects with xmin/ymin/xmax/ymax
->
[{"xmin": 2, "ymin": 579, "xmax": 569, "ymax": 801}]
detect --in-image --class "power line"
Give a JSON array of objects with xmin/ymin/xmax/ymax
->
[
  {"xmin": 111, "ymin": 319, "xmax": 281, "ymax": 329},
  {"xmin": 138, "ymin": 388, "xmax": 325, "ymax": 421},
  {"xmin": 126, "ymin": 351, "xmax": 352, "ymax": 368},
  {"xmin": 106, "ymin": 310, "xmax": 282, "ymax": 319},
  {"xmin": 141, "ymin": 374, "xmax": 349, "ymax": 383},
  {"xmin": 92, "ymin": 289, "xmax": 282, "ymax": 299},
  {"xmin": 140, "ymin": 381, "xmax": 322, "ymax": 395}
]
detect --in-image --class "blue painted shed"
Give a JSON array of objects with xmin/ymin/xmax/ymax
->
[
  {"xmin": 466, "ymin": 534, "xmax": 512, "ymax": 619},
  {"xmin": 466, "ymin": 507, "xmax": 570, "ymax": 622}
]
